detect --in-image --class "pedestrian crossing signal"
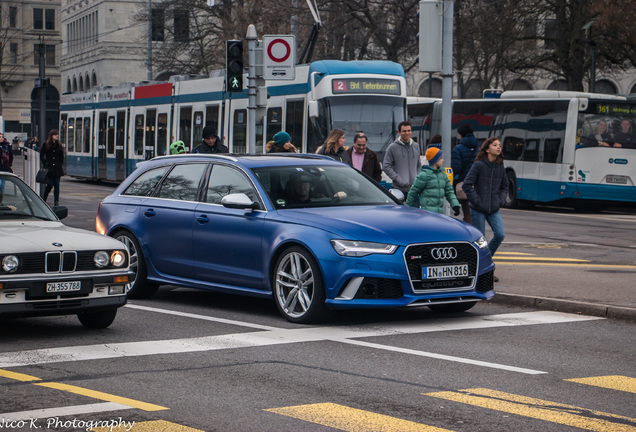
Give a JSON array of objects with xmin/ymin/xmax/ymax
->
[{"xmin": 226, "ymin": 40, "xmax": 243, "ymax": 93}]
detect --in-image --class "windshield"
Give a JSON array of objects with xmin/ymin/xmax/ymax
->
[
  {"xmin": 577, "ymin": 103, "xmax": 636, "ymax": 149},
  {"xmin": 0, "ymin": 174, "xmax": 58, "ymax": 221},
  {"xmin": 325, "ymin": 96, "xmax": 405, "ymax": 160},
  {"xmin": 252, "ymin": 165, "xmax": 400, "ymax": 209}
]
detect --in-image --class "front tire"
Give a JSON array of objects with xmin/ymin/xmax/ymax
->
[
  {"xmin": 428, "ymin": 301, "xmax": 477, "ymax": 313},
  {"xmin": 77, "ymin": 309, "xmax": 117, "ymax": 329},
  {"xmin": 113, "ymin": 230, "xmax": 159, "ymax": 299},
  {"xmin": 273, "ymin": 246, "xmax": 330, "ymax": 324}
]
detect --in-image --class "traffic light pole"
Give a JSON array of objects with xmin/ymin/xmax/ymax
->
[
  {"xmin": 246, "ymin": 25, "xmax": 257, "ymax": 154},
  {"xmin": 39, "ymin": 36, "xmax": 47, "ymax": 145}
]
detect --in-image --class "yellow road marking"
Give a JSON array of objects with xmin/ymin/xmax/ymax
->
[
  {"xmin": 91, "ymin": 420, "xmax": 203, "ymax": 432},
  {"xmin": 34, "ymin": 382, "xmax": 168, "ymax": 411},
  {"xmin": 425, "ymin": 388, "xmax": 636, "ymax": 432},
  {"xmin": 493, "ymin": 252, "xmax": 535, "ymax": 256},
  {"xmin": 566, "ymin": 376, "xmax": 636, "ymax": 394},
  {"xmin": 0, "ymin": 369, "xmax": 41, "ymax": 382},
  {"xmin": 494, "ymin": 257, "xmax": 589, "ymax": 262},
  {"xmin": 266, "ymin": 402, "xmax": 453, "ymax": 432},
  {"xmin": 493, "ymin": 261, "xmax": 636, "ymax": 269}
]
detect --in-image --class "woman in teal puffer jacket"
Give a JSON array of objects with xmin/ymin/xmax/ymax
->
[{"xmin": 406, "ymin": 147, "xmax": 460, "ymax": 215}]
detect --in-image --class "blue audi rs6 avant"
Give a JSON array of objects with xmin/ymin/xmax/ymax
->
[{"xmin": 96, "ymin": 154, "xmax": 495, "ymax": 323}]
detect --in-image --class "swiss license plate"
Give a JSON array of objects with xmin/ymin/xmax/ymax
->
[
  {"xmin": 422, "ymin": 264, "xmax": 469, "ymax": 280},
  {"xmin": 606, "ymin": 175, "xmax": 627, "ymax": 184},
  {"xmin": 46, "ymin": 281, "xmax": 81, "ymax": 293}
]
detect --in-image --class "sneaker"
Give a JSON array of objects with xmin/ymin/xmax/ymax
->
[{"xmin": 494, "ymin": 276, "xmax": 499, "ymax": 282}]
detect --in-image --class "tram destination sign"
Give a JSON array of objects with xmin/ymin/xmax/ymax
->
[
  {"xmin": 332, "ymin": 78, "xmax": 401, "ymax": 96},
  {"xmin": 595, "ymin": 103, "xmax": 636, "ymax": 116}
]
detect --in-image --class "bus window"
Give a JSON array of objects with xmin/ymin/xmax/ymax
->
[
  {"xmin": 179, "ymin": 107, "xmax": 192, "ymax": 150},
  {"xmin": 233, "ymin": 109, "xmax": 247, "ymax": 153},
  {"xmin": 67, "ymin": 118, "xmax": 75, "ymax": 152},
  {"xmin": 60, "ymin": 114, "xmax": 67, "ymax": 147},
  {"xmin": 503, "ymin": 136, "xmax": 524, "ymax": 160},
  {"xmin": 83, "ymin": 117, "xmax": 91, "ymax": 153},
  {"xmin": 134, "ymin": 115, "xmax": 144, "ymax": 156},
  {"xmin": 544, "ymin": 139, "xmax": 562, "ymax": 163},
  {"xmin": 157, "ymin": 113, "xmax": 168, "ymax": 156},
  {"xmin": 193, "ymin": 111, "xmax": 204, "ymax": 147},
  {"xmin": 145, "ymin": 109, "xmax": 156, "ymax": 160},
  {"xmin": 107, "ymin": 116, "xmax": 115, "ymax": 154},
  {"xmin": 286, "ymin": 100, "xmax": 304, "ymax": 150},
  {"xmin": 75, "ymin": 118, "xmax": 83, "ymax": 154},
  {"xmin": 266, "ymin": 107, "xmax": 282, "ymax": 142},
  {"xmin": 524, "ymin": 139, "xmax": 539, "ymax": 162}
]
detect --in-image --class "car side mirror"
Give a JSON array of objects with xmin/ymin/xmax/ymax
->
[
  {"xmin": 52, "ymin": 205, "xmax": 68, "ymax": 220},
  {"xmin": 389, "ymin": 188, "xmax": 405, "ymax": 203},
  {"xmin": 221, "ymin": 193, "xmax": 259, "ymax": 210}
]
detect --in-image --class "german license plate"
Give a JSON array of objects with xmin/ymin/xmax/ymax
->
[
  {"xmin": 606, "ymin": 175, "xmax": 627, "ymax": 184},
  {"xmin": 422, "ymin": 264, "xmax": 469, "ymax": 280},
  {"xmin": 46, "ymin": 281, "xmax": 81, "ymax": 292}
]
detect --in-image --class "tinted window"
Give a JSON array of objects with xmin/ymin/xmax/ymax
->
[
  {"xmin": 123, "ymin": 166, "xmax": 169, "ymax": 196},
  {"xmin": 157, "ymin": 163, "xmax": 206, "ymax": 201},
  {"xmin": 205, "ymin": 164, "xmax": 255, "ymax": 205}
]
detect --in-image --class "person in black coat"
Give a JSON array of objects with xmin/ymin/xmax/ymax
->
[
  {"xmin": 40, "ymin": 129, "xmax": 65, "ymax": 206},
  {"xmin": 462, "ymin": 136, "xmax": 508, "ymax": 264},
  {"xmin": 192, "ymin": 126, "xmax": 228, "ymax": 154}
]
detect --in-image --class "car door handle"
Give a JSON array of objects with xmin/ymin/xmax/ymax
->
[
  {"xmin": 196, "ymin": 214, "xmax": 210, "ymax": 224},
  {"xmin": 143, "ymin": 209, "xmax": 156, "ymax": 217}
]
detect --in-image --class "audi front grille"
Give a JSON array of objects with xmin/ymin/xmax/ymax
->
[{"xmin": 404, "ymin": 242, "xmax": 478, "ymax": 292}]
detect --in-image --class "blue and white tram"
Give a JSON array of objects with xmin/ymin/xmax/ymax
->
[{"xmin": 60, "ymin": 60, "xmax": 407, "ymax": 182}]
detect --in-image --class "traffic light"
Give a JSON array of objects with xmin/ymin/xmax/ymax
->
[{"xmin": 226, "ymin": 40, "xmax": 244, "ymax": 93}]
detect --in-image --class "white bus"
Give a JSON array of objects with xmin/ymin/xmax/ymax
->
[
  {"xmin": 60, "ymin": 60, "xmax": 407, "ymax": 182},
  {"xmin": 407, "ymin": 91, "xmax": 636, "ymax": 207}
]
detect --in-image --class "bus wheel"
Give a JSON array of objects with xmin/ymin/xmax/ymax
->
[{"xmin": 504, "ymin": 171, "xmax": 517, "ymax": 209}]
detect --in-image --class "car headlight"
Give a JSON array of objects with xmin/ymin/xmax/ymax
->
[
  {"xmin": 94, "ymin": 251, "xmax": 110, "ymax": 268},
  {"xmin": 474, "ymin": 236, "xmax": 488, "ymax": 249},
  {"xmin": 330, "ymin": 240, "xmax": 398, "ymax": 257},
  {"xmin": 111, "ymin": 250, "xmax": 126, "ymax": 267},
  {"xmin": 2, "ymin": 255, "xmax": 19, "ymax": 273}
]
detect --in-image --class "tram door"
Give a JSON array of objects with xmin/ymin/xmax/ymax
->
[
  {"xmin": 115, "ymin": 111, "xmax": 126, "ymax": 180},
  {"xmin": 97, "ymin": 112, "xmax": 108, "ymax": 180},
  {"xmin": 144, "ymin": 109, "xmax": 156, "ymax": 160}
]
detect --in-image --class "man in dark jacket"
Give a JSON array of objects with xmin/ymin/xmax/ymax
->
[
  {"xmin": 347, "ymin": 133, "xmax": 382, "ymax": 182},
  {"xmin": 451, "ymin": 124, "xmax": 480, "ymax": 223},
  {"xmin": 0, "ymin": 133, "xmax": 13, "ymax": 173},
  {"xmin": 192, "ymin": 126, "xmax": 228, "ymax": 154}
]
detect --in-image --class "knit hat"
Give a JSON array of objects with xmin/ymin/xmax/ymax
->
[
  {"xmin": 273, "ymin": 131, "xmax": 291, "ymax": 147},
  {"xmin": 202, "ymin": 125, "xmax": 217, "ymax": 139},
  {"xmin": 425, "ymin": 147, "xmax": 444, "ymax": 165}
]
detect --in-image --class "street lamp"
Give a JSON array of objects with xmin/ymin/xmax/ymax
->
[{"xmin": 582, "ymin": 18, "xmax": 598, "ymax": 93}]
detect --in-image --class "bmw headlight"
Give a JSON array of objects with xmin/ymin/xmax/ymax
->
[
  {"xmin": 330, "ymin": 240, "xmax": 397, "ymax": 257},
  {"xmin": 94, "ymin": 251, "xmax": 110, "ymax": 268},
  {"xmin": 2, "ymin": 255, "xmax": 19, "ymax": 273},
  {"xmin": 474, "ymin": 236, "xmax": 488, "ymax": 249},
  {"xmin": 111, "ymin": 250, "xmax": 126, "ymax": 267}
]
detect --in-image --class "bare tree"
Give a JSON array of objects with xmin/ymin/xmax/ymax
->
[{"xmin": 0, "ymin": 3, "xmax": 30, "ymax": 115}]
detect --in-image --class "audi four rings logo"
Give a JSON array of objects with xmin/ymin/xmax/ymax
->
[{"xmin": 431, "ymin": 247, "xmax": 458, "ymax": 260}]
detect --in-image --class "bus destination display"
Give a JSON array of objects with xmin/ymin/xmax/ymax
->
[
  {"xmin": 595, "ymin": 103, "xmax": 636, "ymax": 117},
  {"xmin": 332, "ymin": 79, "xmax": 401, "ymax": 95}
]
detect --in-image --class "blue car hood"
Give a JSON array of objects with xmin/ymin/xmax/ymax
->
[{"xmin": 276, "ymin": 205, "xmax": 480, "ymax": 245}]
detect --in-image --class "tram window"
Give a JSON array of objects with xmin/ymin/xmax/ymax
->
[
  {"xmin": 134, "ymin": 115, "xmax": 144, "ymax": 155},
  {"xmin": 205, "ymin": 105, "xmax": 219, "ymax": 133},
  {"xmin": 67, "ymin": 118, "xmax": 75, "ymax": 152},
  {"xmin": 157, "ymin": 113, "xmax": 168, "ymax": 156},
  {"xmin": 60, "ymin": 114, "xmax": 67, "ymax": 147},
  {"xmin": 145, "ymin": 109, "xmax": 156, "ymax": 159},
  {"xmin": 193, "ymin": 111, "xmax": 204, "ymax": 147},
  {"xmin": 83, "ymin": 117, "xmax": 91, "ymax": 153},
  {"xmin": 502, "ymin": 136, "xmax": 524, "ymax": 160},
  {"xmin": 233, "ymin": 109, "xmax": 247, "ymax": 153},
  {"xmin": 116, "ymin": 111, "xmax": 126, "ymax": 150},
  {"xmin": 544, "ymin": 138, "xmax": 562, "ymax": 163},
  {"xmin": 98, "ymin": 113, "xmax": 107, "ymax": 153},
  {"xmin": 107, "ymin": 116, "xmax": 115, "ymax": 154},
  {"xmin": 266, "ymin": 108, "xmax": 282, "ymax": 142},
  {"xmin": 179, "ymin": 107, "xmax": 192, "ymax": 150},
  {"xmin": 75, "ymin": 118, "xmax": 83, "ymax": 153},
  {"xmin": 524, "ymin": 139, "xmax": 539, "ymax": 162},
  {"xmin": 286, "ymin": 100, "xmax": 304, "ymax": 150}
]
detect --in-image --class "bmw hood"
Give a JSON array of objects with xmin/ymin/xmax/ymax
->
[
  {"xmin": 0, "ymin": 222, "xmax": 126, "ymax": 254},
  {"xmin": 277, "ymin": 205, "xmax": 481, "ymax": 245}
]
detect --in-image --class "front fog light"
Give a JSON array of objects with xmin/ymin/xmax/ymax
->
[
  {"xmin": 2, "ymin": 255, "xmax": 19, "ymax": 272},
  {"xmin": 94, "ymin": 251, "xmax": 110, "ymax": 268},
  {"xmin": 111, "ymin": 250, "xmax": 126, "ymax": 267}
]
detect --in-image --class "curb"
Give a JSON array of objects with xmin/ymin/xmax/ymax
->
[{"xmin": 489, "ymin": 293, "xmax": 636, "ymax": 321}]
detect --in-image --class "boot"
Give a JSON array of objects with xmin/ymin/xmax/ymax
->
[{"xmin": 54, "ymin": 201, "xmax": 59, "ymax": 206}]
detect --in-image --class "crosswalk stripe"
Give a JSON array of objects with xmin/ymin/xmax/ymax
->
[
  {"xmin": 565, "ymin": 375, "xmax": 636, "ymax": 393},
  {"xmin": 266, "ymin": 402, "xmax": 452, "ymax": 432},
  {"xmin": 91, "ymin": 420, "xmax": 204, "ymax": 432},
  {"xmin": 34, "ymin": 382, "xmax": 168, "ymax": 411},
  {"xmin": 0, "ymin": 402, "xmax": 133, "ymax": 422},
  {"xmin": 424, "ymin": 388, "xmax": 636, "ymax": 432}
]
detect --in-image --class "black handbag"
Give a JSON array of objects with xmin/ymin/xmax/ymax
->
[{"xmin": 36, "ymin": 168, "xmax": 50, "ymax": 184}]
